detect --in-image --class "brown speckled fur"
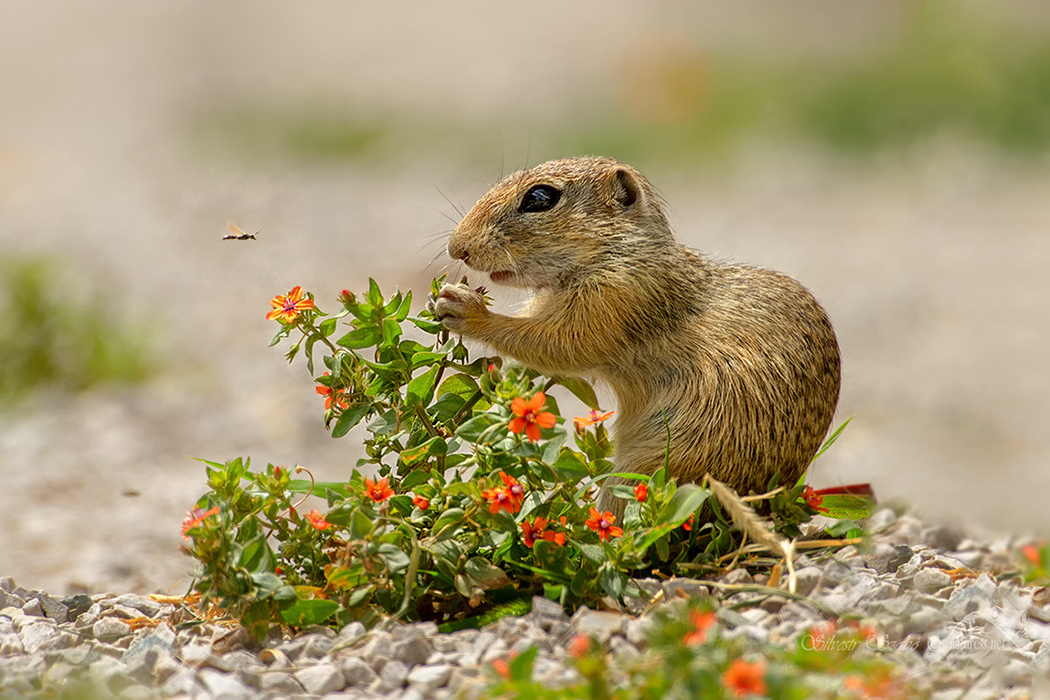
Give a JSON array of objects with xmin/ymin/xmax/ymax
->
[{"xmin": 432, "ymin": 157, "xmax": 841, "ymax": 517}]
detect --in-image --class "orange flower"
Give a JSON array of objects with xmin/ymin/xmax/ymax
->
[
  {"xmin": 722, "ymin": 658, "xmax": 767, "ymax": 698},
  {"xmin": 802, "ymin": 485, "xmax": 830, "ymax": 513},
  {"xmin": 844, "ymin": 668, "xmax": 900, "ymax": 699},
  {"xmin": 491, "ymin": 657, "xmax": 511, "ymax": 681},
  {"xmin": 364, "ymin": 477, "xmax": 394, "ymax": 503},
  {"xmin": 305, "ymin": 509, "xmax": 331, "ymax": 530},
  {"xmin": 684, "ymin": 609, "xmax": 716, "ymax": 646},
  {"xmin": 682, "ymin": 515, "xmax": 694, "ymax": 531},
  {"xmin": 483, "ymin": 487, "xmax": 519, "ymax": 515},
  {"xmin": 315, "ymin": 373, "xmax": 349, "ymax": 411},
  {"xmin": 412, "ymin": 495, "xmax": 430, "ymax": 511},
  {"xmin": 181, "ymin": 506, "xmax": 220, "ymax": 538},
  {"xmin": 572, "ymin": 409, "xmax": 615, "ymax": 434},
  {"xmin": 634, "ymin": 483, "xmax": 648, "ymax": 502},
  {"xmin": 585, "ymin": 507, "xmax": 623, "ymax": 542},
  {"xmin": 1022, "ymin": 543, "xmax": 1044, "ymax": 567},
  {"xmin": 567, "ymin": 634, "xmax": 592, "ymax": 658},
  {"xmin": 266, "ymin": 286, "xmax": 314, "ymax": 323},
  {"xmin": 508, "ymin": 392, "xmax": 557, "ymax": 442},
  {"xmin": 499, "ymin": 472, "xmax": 525, "ymax": 509},
  {"xmin": 521, "ymin": 517, "xmax": 566, "ymax": 548}
]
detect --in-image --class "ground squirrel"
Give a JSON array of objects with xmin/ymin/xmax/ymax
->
[{"xmin": 431, "ymin": 156, "xmax": 841, "ymax": 516}]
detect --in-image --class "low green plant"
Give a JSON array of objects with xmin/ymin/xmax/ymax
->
[
  {"xmin": 182, "ymin": 277, "xmax": 866, "ymax": 637},
  {"xmin": 482, "ymin": 599, "xmax": 921, "ymax": 699},
  {"xmin": 0, "ymin": 256, "xmax": 152, "ymax": 405}
]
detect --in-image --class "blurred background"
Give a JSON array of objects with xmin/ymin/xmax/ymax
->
[{"xmin": 1, "ymin": 0, "xmax": 1048, "ymax": 594}]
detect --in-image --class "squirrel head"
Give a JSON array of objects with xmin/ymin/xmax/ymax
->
[{"xmin": 447, "ymin": 156, "xmax": 672, "ymax": 290}]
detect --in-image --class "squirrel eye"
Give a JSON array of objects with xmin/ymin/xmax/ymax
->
[{"xmin": 519, "ymin": 184, "xmax": 561, "ymax": 213}]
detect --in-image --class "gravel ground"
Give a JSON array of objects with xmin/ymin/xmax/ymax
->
[
  {"xmin": 2, "ymin": 509, "xmax": 1048, "ymax": 699},
  {"xmin": 1, "ymin": 2, "xmax": 1049, "ymax": 599}
]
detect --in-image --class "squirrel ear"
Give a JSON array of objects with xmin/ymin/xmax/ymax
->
[{"xmin": 608, "ymin": 167, "xmax": 643, "ymax": 208}]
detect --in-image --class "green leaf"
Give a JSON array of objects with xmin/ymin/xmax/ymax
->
[
  {"xmin": 557, "ymin": 376, "xmax": 601, "ymax": 410},
  {"xmin": 367, "ymin": 278, "xmax": 383, "ymax": 308},
  {"xmin": 598, "ymin": 563, "xmax": 626, "ymax": 599},
  {"xmin": 464, "ymin": 557, "xmax": 511, "ymax": 590},
  {"xmin": 812, "ymin": 415, "xmax": 853, "ymax": 462},
  {"xmin": 455, "ymin": 412, "xmax": 502, "ymax": 442},
  {"xmin": 410, "ymin": 340, "xmax": 456, "ymax": 368},
  {"xmin": 431, "ymin": 508, "xmax": 466, "ymax": 539},
  {"xmin": 508, "ymin": 645, "xmax": 538, "ymax": 682},
  {"xmin": 654, "ymin": 484, "xmax": 709, "ymax": 528},
  {"xmin": 409, "ymin": 316, "xmax": 445, "ymax": 334},
  {"xmin": 318, "ymin": 318, "xmax": 338, "ymax": 338},
  {"xmin": 381, "ymin": 318, "xmax": 402, "ymax": 345},
  {"xmin": 405, "ymin": 365, "xmax": 439, "ymax": 408},
  {"xmin": 377, "ymin": 543, "xmax": 411, "ymax": 575},
  {"xmin": 382, "ymin": 290, "xmax": 403, "ymax": 316},
  {"xmin": 332, "ymin": 403, "xmax": 371, "ymax": 438},
  {"xmin": 337, "ymin": 326, "xmax": 382, "ymax": 349},
  {"xmin": 399, "ymin": 436, "xmax": 447, "ymax": 467},
  {"xmin": 577, "ymin": 543, "xmax": 606, "ymax": 567},
  {"xmin": 399, "ymin": 469, "xmax": 431, "ymax": 492},
  {"xmin": 820, "ymin": 494, "xmax": 875, "ymax": 521},
  {"xmin": 395, "ymin": 291, "xmax": 413, "ymax": 321},
  {"xmin": 367, "ymin": 410, "xmax": 398, "ymax": 436},
  {"xmin": 278, "ymin": 597, "xmax": 340, "ymax": 627},
  {"xmin": 550, "ymin": 449, "xmax": 589, "ymax": 481}
]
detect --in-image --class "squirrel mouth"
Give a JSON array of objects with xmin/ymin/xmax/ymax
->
[{"xmin": 488, "ymin": 270, "xmax": 515, "ymax": 284}]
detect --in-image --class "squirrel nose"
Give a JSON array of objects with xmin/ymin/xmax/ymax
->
[{"xmin": 448, "ymin": 239, "xmax": 471, "ymax": 265}]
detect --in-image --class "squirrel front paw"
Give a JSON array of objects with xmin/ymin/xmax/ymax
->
[{"xmin": 428, "ymin": 283, "xmax": 487, "ymax": 334}]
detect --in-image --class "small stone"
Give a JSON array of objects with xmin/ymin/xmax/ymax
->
[
  {"xmin": 303, "ymin": 632, "xmax": 337, "ymax": 658},
  {"xmin": 913, "ymin": 568, "xmax": 952, "ymax": 594},
  {"xmin": 0, "ymin": 577, "xmax": 15, "ymax": 592},
  {"xmin": 447, "ymin": 667, "xmax": 479, "ymax": 693},
  {"xmin": 380, "ymin": 659, "xmax": 409, "ymax": 690},
  {"xmin": 92, "ymin": 616, "xmax": 131, "ymax": 641},
  {"xmin": 20, "ymin": 621, "xmax": 56, "ymax": 653},
  {"xmin": 886, "ymin": 516, "xmax": 923, "ymax": 546},
  {"xmin": 21, "ymin": 598, "xmax": 44, "ymax": 617},
  {"xmin": 361, "ymin": 631, "xmax": 395, "ymax": 670},
  {"xmin": 922, "ymin": 524, "xmax": 964, "ymax": 551},
  {"xmin": 721, "ymin": 569, "xmax": 754, "ymax": 586},
  {"xmin": 161, "ymin": 667, "xmax": 206, "ymax": 697},
  {"xmin": 821, "ymin": 560, "xmax": 852, "ymax": 585},
  {"xmin": 478, "ymin": 638, "xmax": 510, "ymax": 665},
  {"xmin": 200, "ymin": 667, "xmax": 255, "ymax": 700},
  {"xmin": 0, "ymin": 589, "xmax": 25, "ymax": 610},
  {"xmin": 624, "ymin": 618, "xmax": 652, "ymax": 649},
  {"xmin": 338, "ymin": 621, "xmax": 367, "ymax": 641},
  {"xmin": 530, "ymin": 595, "xmax": 568, "ymax": 629},
  {"xmin": 260, "ymin": 670, "xmax": 306, "ymax": 694},
  {"xmin": 60, "ymin": 594, "xmax": 94, "ymax": 621},
  {"xmin": 392, "ymin": 634, "xmax": 435, "ymax": 667},
  {"xmin": 407, "ymin": 663, "xmax": 453, "ymax": 693},
  {"xmin": 112, "ymin": 594, "xmax": 167, "ymax": 618},
  {"xmin": 337, "ymin": 655, "xmax": 379, "ymax": 687},
  {"xmin": 866, "ymin": 507, "xmax": 897, "ymax": 531},
  {"xmin": 791, "ymin": 567, "xmax": 822, "ymax": 596},
  {"xmin": 571, "ymin": 610, "xmax": 624, "ymax": 644},
  {"xmin": 759, "ymin": 596, "xmax": 786, "ymax": 614},
  {"xmin": 296, "ymin": 663, "xmax": 347, "ymax": 695}
]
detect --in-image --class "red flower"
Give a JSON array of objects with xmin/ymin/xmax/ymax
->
[
  {"xmin": 802, "ymin": 485, "xmax": 830, "ymax": 513},
  {"xmin": 682, "ymin": 515, "xmax": 694, "ymax": 531},
  {"xmin": 305, "ymin": 509, "xmax": 331, "ymax": 531},
  {"xmin": 634, "ymin": 483, "xmax": 648, "ymax": 502},
  {"xmin": 520, "ymin": 517, "xmax": 566, "ymax": 548},
  {"xmin": 365, "ymin": 477, "xmax": 394, "ymax": 503},
  {"xmin": 572, "ymin": 409, "xmax": 615, "ymax": 434},
  {"xmin": 508, "ymin": 392, "xmax": 557, "ymax": 442},
  {"xmin": 412, "ymin": 495, "xmax": 430, "ymax": 511},
  {"xmin": 266, "ymin": 286, "xmax": 314, "ymax": 323},
  {"xmin": 315, "ymin": 372, "xmax": 349, "ymax": 411},
  {"xmin": 684, "ymin": 610, "xmax": 716, "ymax": 645},
  {"xmin": 585, "ymin": 507, "xmax": 623, "ymax": 542},
  {"xmin": 722, "ymin": 658, "xmax": 767, "ymax": 698},
  {"xmin": 181, "ymin": 506, "xmax": 220, "ymax": 539}
]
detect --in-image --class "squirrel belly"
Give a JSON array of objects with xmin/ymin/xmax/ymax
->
[{"xmin": 432, "ymin": 157, "xmax": 841, "ymax": 518}]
